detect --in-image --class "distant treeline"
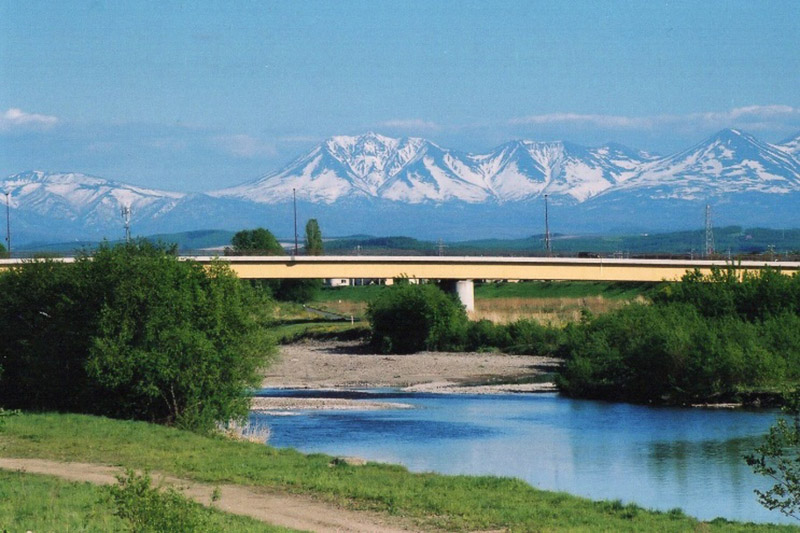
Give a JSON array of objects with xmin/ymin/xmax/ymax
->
[
  {"xmin": 317, "ymin": 226, "xmax": 800, "ymax": 257},
  {"xmin": 13, "ymin": 225, "xmax": 800, "ymax": 257}
]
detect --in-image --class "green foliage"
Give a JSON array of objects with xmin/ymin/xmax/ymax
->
[
  {"xmin": 0, "ymin": 242, "xmax": 274, "ymax": 432},
  {"xmin": 559, "ymin": 268, "xmax": 800, "ymax": 404},
  {"xmin": 0, "ymin": 258, "xmax": 98, "ymax": 411},
  {"xmin": 229, "ymin": 227, "xmax": 283, "ymax": 255},
  {"xmin": 746, "ymin": 389, "xmax": 800, "ymax": 521},
  {"xmin": 304, "ymin": 218, "xmax": 323, "ymax": 255},
  {"xmin": 269, "ymin": 278, "xmax": 322, "ymax": 303},
  {"xmin": 654, "ymin": 267, "xmax": 800, "ymax": 320},
  {"xmin": 107, "ymin": 469, "xmax": 208, "ymax": 532},
  {"xmin": 463, "ymin": 318, "xmax": 564, "ymax": 356},
  {"xmin": 367, "ymin": 283, "xmax": 468, "ymax": 353}
]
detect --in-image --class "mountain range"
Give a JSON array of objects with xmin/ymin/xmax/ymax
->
[{"xmin": 3, "ymin": 129, "xmax": 800, "ymax": 245}]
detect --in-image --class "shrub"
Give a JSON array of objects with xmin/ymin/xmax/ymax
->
[
  {"xmin": 0, "ymin": 242, "xmax": 274, "ymax": 432},
  {"xmin": 367, "ymin": 283, "xmax": 468, "ymax": 354},
  {"xmin": 108, "ymin": 469, "xmax": 208, "ymax": 532}
]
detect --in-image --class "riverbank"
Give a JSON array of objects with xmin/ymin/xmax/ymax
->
[
  {"xmin": 2, "ymin": 412, "xmax": 793, "ymax": 532},
  {"xmin": 260, "ymin": 340, "xmax": 559, "ymax": 405}
]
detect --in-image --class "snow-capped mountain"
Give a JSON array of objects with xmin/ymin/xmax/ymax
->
[
  {"xmin": 4, "ymin": 129, "xmax": 800, "ymax": 244},
  {"xmin": 210, "ymin": 132, "xmax": 657, "ymax": 205},
  {"xmin": 2, "ymin": 171, "xmax": 186, "ymax": 230},
  {"xmin": 776, "ymin": 131, "xmax": 800, "ymax": 159},
  {"xmin": 0, "ymin": 171, "xmax": 224, "ymax": 243},
  {"xmin": 606, "ymin": 129, "xmax": 800, "ymax": 199}
]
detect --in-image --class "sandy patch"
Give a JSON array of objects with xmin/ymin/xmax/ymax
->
[
  {"xmin": 263, "ymin": 340, "xmax": 560, "ymax": 392},
  {"xmin": 250, "ymin": 396, "xmax": 414, "ymax": 412}
]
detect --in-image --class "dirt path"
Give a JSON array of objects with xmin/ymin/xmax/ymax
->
[{"xmin": 0, "ymin": 457, "xmax": 419, "ymax": 533}]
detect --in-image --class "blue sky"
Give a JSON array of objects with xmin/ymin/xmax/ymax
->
[{"xmin": 1, "ymin": 0, "xmax": 799, "ymax": 191}]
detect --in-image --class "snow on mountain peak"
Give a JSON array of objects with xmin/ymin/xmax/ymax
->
[
  {"xmin": 2, "ymin": 170, "xmax": 185, "ymax": 218},
  {"xmin": 202, "ymin": 129, "xmax": 800, "ymax": 206}
]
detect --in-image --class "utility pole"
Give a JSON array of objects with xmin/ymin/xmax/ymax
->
[
  {"xmin": 293, "ymin": 188, "xmax": 299, "ymax": 255},
  {"xmin": 544, "ymin": 194, "xmax": 551, "ymax": 255},
  {"xmin": 5, "ymin": 192, "xmax": 11, "ymax": 256},
  {"xmin": 704, "ymin": 203, "xmax": 714, "ymax": 258},
  {"xmin": 121, "ymin": 205, "xmax": 132, "ymax": 243}
]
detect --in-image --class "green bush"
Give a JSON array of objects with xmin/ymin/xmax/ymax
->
[
  {"xmin": 653, "ymin": 267, "xmax": 800, "ymax": 321},
  {"xmin": 557, "ymin": 268, "xmax": 800, "ymax": 404},
  {"xmin": 466, "ymin": 319, "xmax": 512, "ymax": 351},
  {"xmin": 0, "ymin": 242, "xmax": 274, "ymax": 432},
  {"xmin": 367, "ymin": 283, "xmax": 468, "ymax": 354},
  {"xmin": 108, "ymin": 469, "xmax": 207, "ymax": 532}
]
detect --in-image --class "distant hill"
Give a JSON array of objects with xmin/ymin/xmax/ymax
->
[{"xmin": 12, "ymin": 226, "xmax": 800, "ymax": 258}]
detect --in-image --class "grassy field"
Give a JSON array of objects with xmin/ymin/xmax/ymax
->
[
  {"xmin": 0, "ymin": 412, "xmax": 796, "ymax": 532},
  {"xmin": 312, "ymin": 281, "xmax": 654, "ymax": 325},
  {"xmin": 473, "ymin": 280, "xmax": 657, "ymax": 300},
  {"xmin": 0, "ymin": 469, "xmax": 296, "ymax": 532}
]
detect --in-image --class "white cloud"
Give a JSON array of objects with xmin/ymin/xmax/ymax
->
[
  {"xmin": 0, "ymin": 107, "xmax": 59, "ymax": 131},
  {"xmin": 215, "ymin": 134, "xmax": 278, "ymax": 158},
  {"xmin": 509, "ymin": 113, "xmax": 653, "ymax": 129},
  {"xmin": 509, "ymin": 105, "xmax": 800, "ymax": 132},
  {"xmin": 380, "ymin": 118, "xmax": 441, "ymax": 131}
]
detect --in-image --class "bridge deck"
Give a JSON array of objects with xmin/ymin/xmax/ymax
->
[
  {"xmin": 187, "ymin": 256, "xmax": 800, "ymax": 282},
  {"xmin": 1, "ymin": 256, "xmax": 798, "ymax": 282}
]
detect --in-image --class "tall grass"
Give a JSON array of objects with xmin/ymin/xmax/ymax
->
[{"xmin": 474, "ymin": 296, "xmax": 637, "ymax": 325}]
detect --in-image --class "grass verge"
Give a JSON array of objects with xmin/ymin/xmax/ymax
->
[
  {"xmin": 0, "ymin": 469, "xmax": 296, "ymax": 532},
  {"xmin": 271, "ymin": 320, "xmax": 370, "ymax": 344},
  {"xmin": 1, "ymin": 412, "xmax": 796, "ymax": 532}
]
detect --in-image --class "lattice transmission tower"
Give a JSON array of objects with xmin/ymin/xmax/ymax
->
[
  {"xmin": 704, "ymin": 204, "xmax": 714, "ymax": 258},
  {"xmin": 544, "ymin": 194, "xmax": 551, "ymax": 255},
  {"xmin": 121, "ymin": 205, "xmax": 132, "ymax": 243}
]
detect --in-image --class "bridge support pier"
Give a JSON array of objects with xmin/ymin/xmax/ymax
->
[{"xmin": 454, "ymin": 279, "xmax": 475, "ymax": 313}]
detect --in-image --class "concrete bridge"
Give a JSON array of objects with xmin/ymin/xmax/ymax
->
[
  {"xmin": 2, "ymin": 255, "xmax": 798, "ymax": 312},
  {"xmin": 191, "ymin": 255, "xmax": 800, "ymax": 312}
]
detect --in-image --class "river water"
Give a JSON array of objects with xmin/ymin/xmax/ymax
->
[{"xmin": 251, "ymin": 389, "xmax": 792, "ymax": 525}]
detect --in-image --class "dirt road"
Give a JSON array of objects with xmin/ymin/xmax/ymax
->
[{"xmin": 0, "ymin": 457, "xmax": 419, "ymax": 533}]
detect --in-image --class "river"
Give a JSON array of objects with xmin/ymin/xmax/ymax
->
[{"xmin": 251, "ymin": 389, "xmax": 792, "ymax": 525}]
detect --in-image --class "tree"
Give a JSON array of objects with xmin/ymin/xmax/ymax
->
[
  {"xmin": 367, "ymin": 283, "xmax": 468, "ymax": 354},
  {"xmin": 230, "ymin": 228, "xmax": 283, "ymax": 255},
  {"xmin": 305, "ymin": 219, "xmax": 323, "ymax": 255},
  {"xmin": 0, "ymin": 242, "xmax": 275, "ymax": 432},
  {"xmin": 228, "ymin": 227, "xmax": 320, "ymax": 302},
  {"xmin": 746, "ymin": 388, "xmax": 800, "ymax": 521}
]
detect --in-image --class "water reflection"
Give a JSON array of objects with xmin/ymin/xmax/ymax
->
[{"xmin": 252, "ymin": 390, "xmax": 789, "ymax": 524}]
